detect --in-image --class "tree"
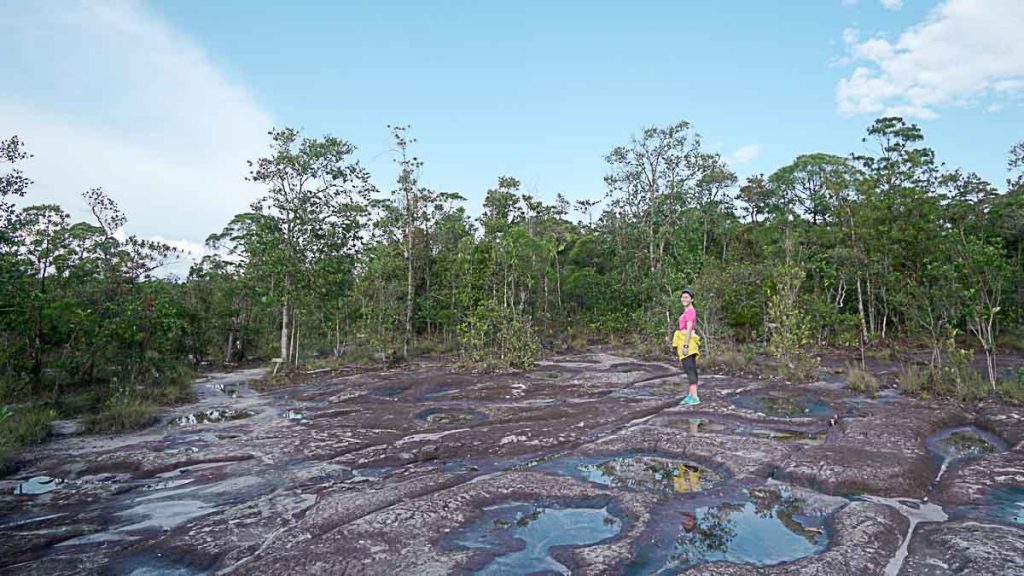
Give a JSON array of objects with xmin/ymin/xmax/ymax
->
[
  {"xmin": 738, "ymin": 174, "xmax": 771, "ymax": 225},
  {"xmin": 246, "ymin": 127, "xmax": 373, "ymax": 365}
]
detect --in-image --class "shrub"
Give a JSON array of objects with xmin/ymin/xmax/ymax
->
[
  {"xmin": 846, "ymin": 369, "xmax": 879, "ymax": 394},
  {"xmin": 458, "ymin": 302, "xmax": 540, "ymax": 371},
  {"xmin": 898, "ymin": 365, "xmax": 929, "ymax": 396},
  {"xmin": 0, "ymin": 404, "xmax": 58, "ymax": 467},
  {"xmin": 85, "ymin": 394, "xmax": 158, "ymax": 433},
  {"xmin": 772, "ymin": 355, "xmax": 820, "ymax": 384},
  {"xmin": 997, "ymin": 368, "xmax": 1024, "ymax": 405},
  {"xmin": 706, "ymin": 346, "xmax": 754, "ymax": 374}
]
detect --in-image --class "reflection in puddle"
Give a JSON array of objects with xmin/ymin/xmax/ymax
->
[
  {"xmin": 536, "ymin": 455, "xmax": 724, "ymax": 494},
  {"xmin": 952, "ymin": 486, "xmax": 1024, "ymax": 527},
  {"xmin": 927, "ymin": 426, "xmax": 1006, "ymax": 461},
  {"xmin": 731, "ymin": 394, "xmax": 834, "ymax": 418},
  {"xmin": 174, "ymin": 408, "xmax": 257, "ymax": 426},
  {"xmin": 14, "ymin": 476, "xmax": 65, "ymax": 495},
  {"xmin": 449, "ymin": 502, "xmax": 622, "ymax": 575},
  {"xmin": 283, "ymin": 409, "xmax": 310, "ymax": 422},
  {"xmin": 926, "ymin": 426, "xmax": 1007, "ymax": 485},
  {"xmin": 627, "ymin": 486, "xmax": 831, "ymax": 573}
]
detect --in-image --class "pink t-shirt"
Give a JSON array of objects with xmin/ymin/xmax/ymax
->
[{"xmin": 679, "ymin": 306, "xmax": 697, "ymax": 332}]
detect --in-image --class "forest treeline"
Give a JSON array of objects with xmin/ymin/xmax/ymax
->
[{"xmin": 2, "ymin": 117, "xmax": 1023, "ymax": 457}]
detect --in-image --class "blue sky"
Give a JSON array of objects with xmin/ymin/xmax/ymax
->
[{"xmin": 2, "ymin": 0, "xmax": 1022, "ymax": 263}]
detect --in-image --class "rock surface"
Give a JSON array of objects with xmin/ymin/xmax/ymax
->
[{"xmin": 1, "ymin": 353, "xmax": 1022, "ymax": 575}]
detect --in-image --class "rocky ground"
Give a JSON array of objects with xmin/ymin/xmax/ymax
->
[{"xmin": 1, "ymin": 351, "xmax": 1022, "ymax": 575}]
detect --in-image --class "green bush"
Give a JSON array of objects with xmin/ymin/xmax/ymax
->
[
  {"xmin": 84, "ymin": 394, "xmax": 158, "ymax": 433},
  {"xmin": 997, "ymin": 368, "xmax": 1024, "ymax": 404},
  {"xmin": 458, "ymin": 302, "xmax": 540, "ymax": 371},
  {"xmin": 772, "ymin": 355, "xmax": 820, "ymax": 384},
  {"xmin": 898, "ymin": 365, "xmax": 929, "ymax": 396},
  {"xmin": 898, "ymin": 362, "xmax": 992, "ymax": 403},
  {"xmin": 0, "ymin": 404, "xmax": 58, "ymax": 466},
  {"xmin": 706, "ymin": 346, "xmax": 754, "ymax": 374},
  {"xmin": 846, "ymin": 369, "xmax": 879, "ymax": 394}
]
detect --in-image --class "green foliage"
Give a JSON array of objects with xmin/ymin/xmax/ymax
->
[
  {"xmin": 704, "ymin": 345, "xmax": 755, "ymax": 375},
  {"xmin": 0, "ymin": 404, "xmax": 57, "ymax": 465},
  {"xmin": 897, "ymin": 365, "xmax": 930, "ymax": 396},
  {"xmin": 765, "ymin": 263, "xmax": 818, "ymax": 380},
  {"xmin": 85, "ymin": 393, "xmax": 158, "ymax": 434},
  {"xmin": 458, "ymin": 301, "xmax": 541, "ymax": 370},
  {"xmin": 3, "ymin": 120, "xmax": 1024, "ymax": 459},
  {"xmin": 846, "ymin": 369, "xmax": 879, "ymax": 394},
  {"xmin": 897, "ymin": 347, "xmax": 994, "ymax": 403}
]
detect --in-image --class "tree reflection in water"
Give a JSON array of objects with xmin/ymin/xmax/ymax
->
[{"xmin": 658, "ymin": 486, "xmax": 826, "ymax": 572}]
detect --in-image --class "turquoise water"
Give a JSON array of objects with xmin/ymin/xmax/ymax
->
[{"xmin": 450, "ymin": 502, "xmax": 623, "ymax": 574}]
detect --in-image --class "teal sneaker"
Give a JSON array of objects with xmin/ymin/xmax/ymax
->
[
  {"xmin": 683, "ymin": 396, "xmax": 701, "ymax": 406},
  {"xmin": 678, "ymin": 395, "xmax": 693, "ymax": 406}
]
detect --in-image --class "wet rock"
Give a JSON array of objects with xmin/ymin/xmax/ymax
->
[
  {"xmin": 975, "ymin": 404, "xmax": 1024, "ymax": 447},
  {"xmin": 931, "ymin": 448, "xmax": 1024, "ymax": 507},
  {"xmin": 0, "ymin": 522, "xmax": 102, "ymax": 566},
  {"xmin": 901, "ymin": 519, "xmax": 1024, "ymax": 575},
  {"xmin": 49, "ymin": 419, "xmax": 84, "ymax": 437},
  {"xmin": 589, "ymin": 424, "xmax": 797, "ymax": 478},
  {"xmin": 777, "ymin": 444, "xmax": 936, "ymax": 496},
  {"xmin": 237, "ymin": 472, "xmax": 658, "ymax": 575},
  {"xmin": 776, "ymin": 403, "xmax": 968, "ymax": 497},
  {"xmin": 5, "ymin": 353, "xmax": 1021, "ymax": 574}
]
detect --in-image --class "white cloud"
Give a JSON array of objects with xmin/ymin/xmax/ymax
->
[
  {"xmin": 0, "ymin": 0, "xmax": 273, "ymax": 256},
  {"xmin": 836, "ymin": 0, "xmax": 1024, "ymax": 119},
  {"xmin": 728, "ymin": 144, "xmax": 762, "ymax": 165},
  {"xmin": 841, "ymin": 0, "xmax": 904, "ymax": 8}
]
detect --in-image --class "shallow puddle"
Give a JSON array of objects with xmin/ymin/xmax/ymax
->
[
  {"xmin": 535, "ymin": 454, "xmax": 724, "ymax": 494},
  {"xmin": 448, "ymin": 502, "xmax": 623, "ymax": 574},
  {"xmin": 414, "ymin": 407, "xmax": 487, "ymax": 426},
  {"xmin": 174, "ymin": 408, "xmax": 257, "ymax": 426},
  {"xmin": 282, "ymin": 409, "xmax": 310, "ymax": 422},
  {"xmin": 370, "ymin": 384, "xmax": 410, "ymax": 398},
  {"xmin": 529, "ymin": 371, "xmax": 562, "ymax": 380},
  {"xmin": 731, "ymin": 394, "xmax": 834, "ymax": 418},
  {"xmin": 747, "ymin": 428, "xmax": 827, "ymax": 445},
  {"xmin": 14, "ymin": 476, "xmax": 65, "ymax": 495},
  {"xmin": 927, "ymin": 426, "xmax": 1007, "ymax": 461},
  {"xmin": 952, "ymin": 486, "xmax": 1024, "ymax": 526},
  {"xmin": 627, "ymin": 485, "xmax": 831, "ymax": 573}
]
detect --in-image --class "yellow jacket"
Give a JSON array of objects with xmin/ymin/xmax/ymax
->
[{"xmin": 673, "ymin": 330, "xmax": 701, "ymax": 360}]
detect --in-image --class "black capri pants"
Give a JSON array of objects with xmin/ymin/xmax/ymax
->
[{"xmin": 682, "ymin": 355, "xmax": 698, "ymax": 385}]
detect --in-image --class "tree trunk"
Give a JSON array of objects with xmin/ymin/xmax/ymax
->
[
  {"xmin": 225, "ymin": 329, "xmax": 234, "ymax": 364},
  {"xmin": 404, "ymin": 216, "xmax": 414, "ymax": 358},
  {"xmin": 856, "ymin": 275, "xmax": 867, "ymax": 369},
  {"xmin": 280, "ymin": 298, "xmax": 289, "ymax": 364}
]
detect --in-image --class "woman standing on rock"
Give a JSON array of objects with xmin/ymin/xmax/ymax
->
[{"xmin": 674, "ymin": 288, "xmax": 701, "ymax": 406}]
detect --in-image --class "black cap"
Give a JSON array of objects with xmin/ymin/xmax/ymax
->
[{"xmin": 681, "ymin": 288, "xmax": 694, "ymax": 297}]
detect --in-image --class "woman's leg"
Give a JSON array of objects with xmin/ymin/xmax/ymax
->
[{"xmin": 683, "ymin": 356, "xmax": 698, "ymax": 399}]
